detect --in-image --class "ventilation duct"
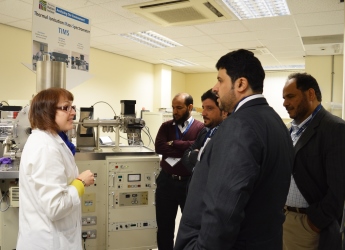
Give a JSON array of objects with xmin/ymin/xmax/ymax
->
[{"xmin": 124, "ymin": 0, "xmax": 233, "ymax": 26}]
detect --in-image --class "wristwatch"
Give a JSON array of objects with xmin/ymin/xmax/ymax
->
[
  {"xmin": 77, "ymin": 178, "xmax": 86, "ymax": 186},
  {"xmin": 168, "ymin": 141, "xmax": 173, "ymax": 146}
]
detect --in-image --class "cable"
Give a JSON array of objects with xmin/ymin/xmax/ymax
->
[
  {"xmin": 91, "ymin": 101, "xmax": 117, "ymax": 116},
  {"xmin": 0, "ymin": 191, "xmax": 10, "ymax": 212},
  {"xmin": 82, "ymin": 232, "xmax": 88, "ymax": 250},
  {"xmin": 143, "ymin": 126, "xmax": 155, "ymax": 146},
  {"xmin": 141, "ymin": 129, "xmax": 151, "ymax": 147},
  {"xmin": 145, "ymin": 126, "xmax": 155, "ymax": 145},
  {"xmin": 0, "ymin": 101, "xmax": 9, "ymax": 106}
]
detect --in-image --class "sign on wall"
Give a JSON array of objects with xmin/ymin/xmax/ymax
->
[{"xmin": 31, "ymin": 0, "xmax": 91, "ymax": 72}]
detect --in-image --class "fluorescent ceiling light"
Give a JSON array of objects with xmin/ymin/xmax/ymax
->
[
  {"xmin": 160, "ymin": 59, "xmax": 197, "ymax": 67},
  {"xmin": 120, "ymin": 31, "xmax": 182, "ymax": 48},
  {"xmin": 264, "ymin": 65, "xmax": 305, "ymax": 70},
  {"xmin": 222, "ymin": 0, "xmax": 290, "ymax": 20}
]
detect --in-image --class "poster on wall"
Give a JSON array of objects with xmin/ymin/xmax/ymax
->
[{"xmin": 31, "ymin": 0, "xmax": 91, "ymax": 72}]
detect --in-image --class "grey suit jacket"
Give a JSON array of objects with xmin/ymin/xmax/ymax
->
[
  {"xmin": 293, "ymin": 106, "xmax": 345, "ymax": 250},
  {"xmin": 174, "ymin": 97, "xmax": 294, "ymax": 250}
]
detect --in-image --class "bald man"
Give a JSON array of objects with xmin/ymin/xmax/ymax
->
[{"xmin": 155, "ymin": 93, "xmax": 204, "ymax": 250}]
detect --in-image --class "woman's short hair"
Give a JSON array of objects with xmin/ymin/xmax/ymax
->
[{"xmin": 29, "ymin": 87, "xmax": 74, "ymax": 134}]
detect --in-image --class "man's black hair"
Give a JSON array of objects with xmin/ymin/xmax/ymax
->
[
  {"xmin": 216, "ymin": 49, "xmax": 265, "ymax": 93},
  {"xmin": 201, "ymin": 89, "xmax": 219, "ymax": 107},
  {"xmin": 288, "ymin": 72, "xmax": 322, "ymax": 102},
  {"xmin": 184, "ymin": 94, "xmax": 193, "ymax": 106}
]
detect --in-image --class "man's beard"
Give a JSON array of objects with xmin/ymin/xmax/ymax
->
[{"xmin": 174, "ymin": 109, "xmax": 190, "ymax": 125}]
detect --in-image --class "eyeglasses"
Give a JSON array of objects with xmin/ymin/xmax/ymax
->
[{"xmin": 56, "ymin": 105, "xmax": 76, "ymax": 112}]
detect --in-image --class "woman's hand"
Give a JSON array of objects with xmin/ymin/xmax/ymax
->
[{"xmin": 78, "ymin": 170, "xmax": 95, "ymax": 187}]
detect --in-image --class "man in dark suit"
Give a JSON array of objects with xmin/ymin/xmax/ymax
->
[
  {"xmin": 174, "ymin": 49, "xmax": 294, "ymax": 250},
  {"xmin": 181, "ymin": 89, "xmax": 227, "ymax": 173},
  {"xmin": 282, "ymin": 73, "xmax": 345, "ymax": 250}
]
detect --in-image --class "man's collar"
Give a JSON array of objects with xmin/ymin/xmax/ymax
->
[
  {"xmin": 181, "ymin": 116, "xmax": 193, "ymax": 128},
  {"xmin": 292, "ymin": 104, "xmax": 322, "ymax": 126},
  {"xmin": 173, "ymin": 115, "xmax": 193, "ymax": 127},
  {"xmin": 233, "ymin": 94, "xmax": 264, "ymax": 113}
]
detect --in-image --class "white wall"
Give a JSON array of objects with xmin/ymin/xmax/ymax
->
[
  {"xmin": 263, "ymin": 71, "xmax": 292, "ymax": 119},
  {"xmin": 306, "ymin": 55, "xmax": 343, "ymax": 118}
]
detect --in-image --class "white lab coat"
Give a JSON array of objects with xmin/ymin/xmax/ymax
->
[{"xmin": 17, "ymin": 129, "xmax": 82, "ymax": 250}]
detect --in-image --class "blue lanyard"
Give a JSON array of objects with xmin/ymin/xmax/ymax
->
[
  {"xmin": 175, "ymin": 118, "xmax": 194, "ymax": 140},
  {"xmin": 202, "ymin": 125, "xmax": 219, "ymax": 145},
  {"xmin": 290, "ymin": 104, "xmax": 322, "ymax": 137}
]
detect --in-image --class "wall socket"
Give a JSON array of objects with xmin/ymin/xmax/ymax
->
[
  {"xmin": 82, "ymin": 229, "xmax": 97, "ymax": 239},
  {"xmin": 82, "ymin": 216, "xmax": 97, "ymax": 225}
]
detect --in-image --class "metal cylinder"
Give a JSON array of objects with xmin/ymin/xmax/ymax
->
[{"xmin": 36, "ymin": 60, "xmax": 66, "ymax": 92}]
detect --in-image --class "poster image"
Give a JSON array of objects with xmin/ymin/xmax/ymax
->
[{"xmin": 32, "ymin": 0, "xmax": 90, "ymax": 72}]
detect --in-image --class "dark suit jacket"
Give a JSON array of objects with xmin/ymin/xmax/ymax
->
[
  {"xmin": 181, "ymin": 128, "xmax": 207, "ymax": 173},
  {"xmin": 293, "ymin": 106, "xmax": 345, "ymax": 250},
  {"xmin": 174, "ymin": 97, "xmax": 294, "ymax": 250}
]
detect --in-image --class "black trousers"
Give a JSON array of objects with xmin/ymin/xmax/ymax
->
[{"xmin": 155, "ymin": 170, "xmax": 189, "ymax": 250}]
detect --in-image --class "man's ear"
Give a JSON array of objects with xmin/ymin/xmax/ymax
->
[
  {"xmin": 188, "ymin": 104, "xmax": 193, "ymax": 112},
  {"xmin": 237, "ymin": 77, "xmax": 248, "ymax": 92},
  {"xmin": 307, "ymin": 88, "xmax": 316, "ymax": 101}
]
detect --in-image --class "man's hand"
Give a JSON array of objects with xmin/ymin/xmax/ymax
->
[{"xmin": 307, "ymin": 217, "xmax": 320, "ymax": 233}]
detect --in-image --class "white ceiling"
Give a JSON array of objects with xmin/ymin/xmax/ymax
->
[{"xmin": 0, "ymin": 0, "xmax": 344, "ymax": 73}]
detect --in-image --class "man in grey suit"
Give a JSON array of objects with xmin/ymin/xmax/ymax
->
[
  {"xmin": 282, "ymin": 72, "xmax": 345, "ymax": 250},
  {"xmin": 174, "ymin": 49, "xmax": 294, "ymax": 250}
]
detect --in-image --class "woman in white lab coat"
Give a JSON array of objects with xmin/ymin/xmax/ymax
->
[{"xmin": 16, "ymin": 87, "xmax": 95, "ymax": 250}]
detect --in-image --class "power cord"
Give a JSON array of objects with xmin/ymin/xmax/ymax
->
[
  {"xmin": 82, "ymin": 232, "xmax": 88, "ymax": 250},
  {"xmin": 91, "ymin": 101, "xmax": 117, "ymax": 116},
  {"xmin": 0, "ymin": 190, "xmax": 10, "ymax": 212}
]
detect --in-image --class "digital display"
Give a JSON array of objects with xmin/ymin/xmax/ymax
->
[{"xmin": 128, "ymin": 174, "xmax": 141, "ymax": 182}]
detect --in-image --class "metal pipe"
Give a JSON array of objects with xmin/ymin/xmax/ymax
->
[{"xmin": 36, "ymin": 55, "xmax": 66, "ymax": 93}]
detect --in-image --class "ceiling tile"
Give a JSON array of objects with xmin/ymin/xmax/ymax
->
[
  {"xmin": 167, "ymin": 51, "xmax": 205, "ymax": 58},
  {"xmin": 90, "ymin": 26, "xmax": 112, "ymax": 37},
  {"xmin": 262, "ymin": 37, "xmax": 303, "ymax": 49},
  {"xmin": 100, "ymin": 0, "xmax": 147, "ymax": 18},
  {"xmin": 93, "ymin": 19, "xmax": 147, "ymax": 34},
  {"xmin": 212, "ymin": 32, "xmax": 257, "ymax": 43},
  {"xmin": 254, "ymin": 28, "xmax": 299, "ymax": 40},
  {"xmin": 299, "ymin": 24, "xmax": 344, "ymax": 37},
  {"xmin": 0, "ymin": 13, "xmax": 19, "ymax": 23},
  {"xmin": 154, "ymin": 26, "xmax": 204, "ymax": 38},
  {"xmin": 287, "ymin": 0, "xmax": 343, "ymax": 14},
  {"xmin": 175, "ymin": 36, "xmax": 217, "ymax": 46},
  {"xmin": 274, "ymin": 50, "xmax": 306, "ymax": 58},
  {"xmin": 223, "ymin": 40, "xmax": 263, "ymax": 50},
  {"xmin": 255, "ymin": 54, "xmax": 280, "ymax": 65},
  {"xmin": 0, "ymin": 0, "xmax": 32, "ymax": 19},
  {"xmin": 277, "ymin": 57, "xmax": 305, "ymax": 64},
  {"xmin": 242, "ymin": 16, "xmax": 296, "ymax": 31},
  {"xmin": 294, "ymin": 10, "xmax": 343, "ymax": 27},
  {"xmin": 195, "ymin": 20, "xmax": 248, "ymax": 35},
  {"xmin": 92, "ymin": 34, "xmax": 129, "ymax": 45},
  {"xmin": 75, "ymin": 5, "xmax": 124, "ymax": 24},
  {"xmin": 188, "ymin": 43, "xmax": 228, "ymax": 52}
]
